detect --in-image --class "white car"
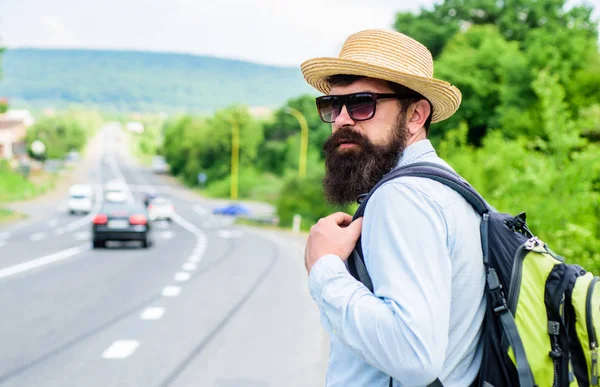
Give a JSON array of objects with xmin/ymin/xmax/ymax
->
[
  {"xmin": 151, "ymin": 156, "xmax": 169, "ymax": 174},
  {"xmin": 67, "ymin": 185, "xmax": 94, "ymax": 214},
  {"xmin": 104, "ymin": 180, "xmax": 129, "ymax": 203},
  {"xmin": 148, "ymin": 197, "xmax": 174, "ymax": 221}
]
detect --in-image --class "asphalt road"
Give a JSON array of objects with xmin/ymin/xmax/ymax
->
[{"xmin": 0, "ymin": 124, "xmax": 327, "ymax": 387}]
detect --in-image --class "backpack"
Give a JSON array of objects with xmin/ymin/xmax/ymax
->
[{"xmin": 347, "ymin": 161, "xmax": 600, "ymax": 387}]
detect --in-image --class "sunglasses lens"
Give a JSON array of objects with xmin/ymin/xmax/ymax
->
[
  {"xmin": 348, "ymin": 94, "xmax": 376, "ymax": 121},
  {"xmin": 317, "ymin": 96, "xmax": 341, "ymax": 123}
]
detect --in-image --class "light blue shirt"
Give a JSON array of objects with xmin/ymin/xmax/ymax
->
[{"xmin": 308, "ymin": 139, "xmax": 486, "ymax": 387}]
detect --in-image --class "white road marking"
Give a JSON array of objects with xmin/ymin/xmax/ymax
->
[
  {"xmin": 171, "ymin": 212, "xmax": 207, "ymax": 264},
  {"xmin": 188, "ymin": 255, "xmax": 201, "ymax": 263},
  {"xmin": 0, "ymin": 232, "xmax": 11, "ymax": 239},
  {"xmin": 162, "ymin": 286, "xmax": 181, "ymax": 297},
  {"xmin": 218, "ymin": 229, "xmax": 243, "ymax": 239},
  {"xmin": 102, "ymin": 340, "xmax": 140, "ymax": 359},
  {"xmin": 140, "ymin": 307, "xmax": 165, "ymax": 320},
  {"xmin": 30, "ymin": 232, "xmax": 47, "ymax": 241},
  {"xmin": 48, "ymin": 219, "xmax": 59, "ymax": 228},
  {"xmin": 54, "ymin": 228, "xmax": 65, "ymax": 236},
  {"xmin": 74, "ymin": 231, "xmax": 90, "ymax": 241},
  {"xmin": 182, "ymin": 262, "xmax": 197, "ymax": 271},
  {"xmin": 0, "ymin": 244, "xmax": 89, "ymax": 280},
  {"xmin": 174, "ymin": 272, "xmax": 191, "ymax": 282}
]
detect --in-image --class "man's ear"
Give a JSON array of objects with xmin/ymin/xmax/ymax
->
[{"xmin": 406, "ymin": 99, "xmax": 431, "ymax": 135}]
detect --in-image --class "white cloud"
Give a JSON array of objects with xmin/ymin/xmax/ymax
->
[{"xmin": 39, "ymin": 15, "xmax": 81, "ymax": 46}]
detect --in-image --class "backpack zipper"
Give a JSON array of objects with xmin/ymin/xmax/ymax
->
[{"xmin": 587, "ymin": 276, "xmax": 600, "ymax": 385}]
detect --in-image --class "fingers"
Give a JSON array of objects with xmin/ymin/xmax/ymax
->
[
  {"xmin": 347, "ymin": 217, "xmax": 363, "ymax": 239},
  {"xmin": 327, "ymin": 212, "xmax": 353, "ymax": 227}
]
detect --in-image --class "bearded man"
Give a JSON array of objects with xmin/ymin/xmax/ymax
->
[{"xmin": 301, "ymin": 30, "xmax": 486, "ymax": 387}]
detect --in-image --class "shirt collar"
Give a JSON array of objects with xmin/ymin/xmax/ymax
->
[{"xmin": 395, "ymin": 139, "xmax": 436, "ymax": 168}]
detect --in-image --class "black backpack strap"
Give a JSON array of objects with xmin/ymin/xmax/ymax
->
[{"xmin": 349, "ymin": 161, "xmax": 489, "ymax": 289}]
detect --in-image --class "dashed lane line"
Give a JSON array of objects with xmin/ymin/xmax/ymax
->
[
  {"xmin": 174, "ymin": 272, "xmax": 191, "ymax": 282},
  {"xmin": 162, "ymin": 286, "xmax": 181, "ymax": 297},
  {"xmin": 140, "ymin": 307, "xmax": 165, "ymax": 321},
  {"xmin": 182, "ymin": 262, "xmax": 197, "ymax": 271},
  {"xmin": 102, "ymin": 340, "xmax": 140, "ymax": 359},
  {"xmin": 0, "ymin": 244, "xmax": 89, "ymax": 280}
]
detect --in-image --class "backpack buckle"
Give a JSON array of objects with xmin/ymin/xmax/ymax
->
[{"xmin": 487, "ymin": 269, "xmax": 508, "ymax": 314}]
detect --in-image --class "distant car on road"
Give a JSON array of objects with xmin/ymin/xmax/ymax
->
[
  {"xmin": 212, "ymin": 203, "xmax": 250, "ymax": 216},
  {"xmin": 92, "ymin": 202, "xmax": 153, "ymax": 249},
  {"xmin": 104, "ymin": 180, "xmax": 129, "ymax": 203},
  {"xmin": 151, "ymin": 156, "xmax": 169, "ymax": 174},
  {"xmin": 148, "ymin": 197, "xmax": 175, "ymax": 222},
  {"xmin": 67, "ymin": 184, "xmax": 94, "ymax": 214}
]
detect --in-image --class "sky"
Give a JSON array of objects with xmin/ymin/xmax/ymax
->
[{"xmin": 1, "ymin": 0, "xmax": 599, "ymax": 67}]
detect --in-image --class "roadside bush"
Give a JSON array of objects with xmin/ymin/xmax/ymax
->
[
  {"xmin": 25, "ymin": 110, "xmax": 103, "ymax": 159},
  {"xmin": 0, "ymin": 161, "xmax": 38, "ymax": 202},
  {"xmin": 203, "ymin": 167, "xmax": 285, "ymax": 203},
  {"xmin": 276, "ymin": 172, "xmax": 352, "ymax": 230}
]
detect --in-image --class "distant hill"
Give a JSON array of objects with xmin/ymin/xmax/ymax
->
[{"xmin": 0, "ymin": 48, "xmax": 315, "ymax": 114}]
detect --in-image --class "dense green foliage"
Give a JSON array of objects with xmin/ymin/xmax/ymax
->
[
  {"xmin": 25, "ymin": 110, "xmax": 103, "ymax": 159},
  {"xmin": 0, "ymin": 49, "xmax": 313, "ymax": 113},
  {"xmin": 439, "ymin": 69, "xmax": 600, "ymax": 263},
  {"xmin": 395, "ymin": 0, "xmax": 600, "ymax": 145}
]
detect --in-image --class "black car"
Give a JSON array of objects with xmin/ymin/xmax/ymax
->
[{"xmin": 92, "ymin": 202, "xmax": 153, "ymax": 249}]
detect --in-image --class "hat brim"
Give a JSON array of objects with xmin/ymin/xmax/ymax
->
[{"xmin": 300, "ymin": 57, "xmax": 462, "ymax": 123}]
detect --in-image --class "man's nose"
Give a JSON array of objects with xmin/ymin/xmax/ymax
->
[{"xmin": 333, "ymin": 105, "xmax": 355, "ymax": 129}]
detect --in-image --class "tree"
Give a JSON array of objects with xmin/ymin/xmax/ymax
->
[
  {"xmin": 26, "ymin": 114, "xmax": 88, "ymax": 159},
  {"xmin": 395, "ymin": 0, "xmax": 599, "ymax": 146},
  {"xmin": 434, "ymin": 25, "xmax": 533, "ymax": 144},
  {"xmin": 393, "ymin": 0, "xmax": 597, "ymax": 58},
  {"xmin": 259, "ymin": 94, "xmax": 330, "ymax": 176},
  {"xmin": 437, "ymin": 70, "xmax": 600, "ymax": 266},
  {"xmin": 162, "ymin": 106, "xmax": 264, "ymax": 186}
]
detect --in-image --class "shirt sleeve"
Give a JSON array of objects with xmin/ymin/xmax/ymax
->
[{"xmin": 308, "ymin": 181, "xmax": 451, "ymax": 386}]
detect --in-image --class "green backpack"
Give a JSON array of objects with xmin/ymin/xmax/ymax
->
[{"xmin": 348, "ymin": 162, "xmax": 600, "ymax": 387}]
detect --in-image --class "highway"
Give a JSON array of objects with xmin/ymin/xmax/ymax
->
[{"xmin": 0, "ymin": 124, "xmax": 327, "ymax": 387}]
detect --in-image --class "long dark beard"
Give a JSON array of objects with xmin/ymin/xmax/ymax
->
[{"xmin": 323, "ymin": 118, "xmax": 409, "ymax": 206}]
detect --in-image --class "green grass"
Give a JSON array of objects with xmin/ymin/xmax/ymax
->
[
  {"xmin": 0, "ymin": 208, "xmax": 26, "ymax": 224},
  {"xmin": 0, "ymin": 162, "xmax": 58, "ymax": 203}
]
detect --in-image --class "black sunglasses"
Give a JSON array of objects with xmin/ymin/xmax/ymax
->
[{"xmin": 316, "ymin": 92, "xmax": 411, "ymax": 123}]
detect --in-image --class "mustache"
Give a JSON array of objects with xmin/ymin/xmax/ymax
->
[{"xmin": 323, "ymin": 127, "xmax": 371, "ymax": 154}]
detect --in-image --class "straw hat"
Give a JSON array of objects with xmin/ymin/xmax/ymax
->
[{"xmin": 300, "ymin": 29, "xmax": 462, "ymax": 123}]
